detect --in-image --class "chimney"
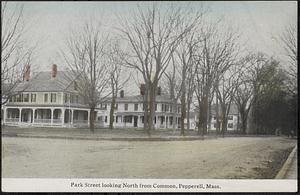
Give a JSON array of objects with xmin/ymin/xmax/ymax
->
[
  {"xmin": 140, "ymin": 84, "xmax": 145, "ymax": 95},
  {"xmin": 157, "ymin": 86, "xmax": 161, "ymax": 95},
  {"xmin": 52, "ymin": 64, "xmax": 57, "ymax": 78},
  {"xmin": 120, "ymin": 90, "xmax": 124, "ymax": 98},
  {"xmin": 23, "ymin": 64, "xmax": 30, "ymax": 81}
]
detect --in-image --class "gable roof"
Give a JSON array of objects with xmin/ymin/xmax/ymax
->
[
  {"xmin": 101, "ymin": 94, "xmax": 177, "ymax": 104},
  {"xmin": 210, "ymin": 104, "xmax": 238, "ymax": 115},
  {"xmin": 13, "ymin": 71, "xmax": 77, "ymax": 92}
]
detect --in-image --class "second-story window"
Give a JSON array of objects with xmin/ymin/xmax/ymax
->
[
  {"xmin": 161, "ymin": 104, "xmax": 164, "ymax": 112},
  {"xmin": 115, "ymin": 104, "xmax": 118, "ymax": 110},
  {"xmin": 51, "ymin": 93, "xmax": 56, "ymax": 103},
  {"xmin": 125, "ymin": 104, "xmax": 128, "ymax": 111},
  {"xmin": 64, "ymin": 93, "xmax": 70, "ymax": 103},
  {"xmin": 155, "ymin": 104, "xmax": 157, "ymax": 111},
  {"xmin": 23, "ymin": 94, "xmax": 29, "ymax": 102},
  {"xmin": 134, "ymin": 104, "xmax": 138, "ymax": 111},
  {"xmin": 31, "ymin": 94, "xmax": 36, "ymax": 102},
  {"xmin": 44, "ymin": 93, "xmax": 48, "ymax": 103}
]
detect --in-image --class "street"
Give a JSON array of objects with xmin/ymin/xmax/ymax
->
[{"xmin": 2, "ymin": 136, "xmax": 296, "ymax": 179}]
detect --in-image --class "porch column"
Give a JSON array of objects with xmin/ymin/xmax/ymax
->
[
  {"xmin": 87, "ymin": 110, "xmax": 90, "ymax": 126},
  {"xmin": 71, "ymin": 109, "xmax": 73, "ymax": 125},
  {"xmin": 32, "ymin": 108, "xmax": 36, "ymax": 124},
  {"xmin": 19, "ymin": 108, "xmax": 22, "ymax": 123},
  {"xmin": 51, "ymin": 109, "xmax": 54, "ymax": 126},
  {"xmin": 61, "ymin": 108, "xmax": 65, "ymax": 126},
  {"xmin": 3, "ymin": 107, "xmax": 7, "ymax": 123}
]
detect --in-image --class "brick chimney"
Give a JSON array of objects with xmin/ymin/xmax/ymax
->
[
  {"xmin": 157, "ymin": 86, "xmax": 161, "ymax": 95},
  {"xmin": 23, "ymin": 64, "xmax": 30, "ymax": 81},
  {"xmin": 120, "ymin": 90, "xmax": 124, "ymax": 98},
  {"xmin": 140, "ymin": 84, "xmax": 145, "ymax": 95},
  {"xmin": 51, "ymin": 64, "xmax": 57, "ymax": 78}
]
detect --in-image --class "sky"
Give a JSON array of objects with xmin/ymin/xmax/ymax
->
[{"xmin": 3, "ymin": 1, "xmax": 297, "ymax": 95}]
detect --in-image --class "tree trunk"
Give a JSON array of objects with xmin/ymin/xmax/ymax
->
[
  {"xmin": 89, "ymin": 107, "xmax": 95, "ymax": 133},
  {"xmin": 187, "ymin": 101, "xmax": 190, "ymax": 131},
  {"xmin": 109, "ymin": 95, "xmax": 116, "ymax": 130},
  {"xmin": 147, "ymin": 81, "xmax": 156, "ymax": 134},
  {"xmin": 180, "ymin": 88, "xmax": 186, "ymax": 136}
]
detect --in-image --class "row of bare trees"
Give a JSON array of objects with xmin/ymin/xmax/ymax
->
[{"xmin": 2, "ymin": 3, "xmax": 297, "ymax": 135}]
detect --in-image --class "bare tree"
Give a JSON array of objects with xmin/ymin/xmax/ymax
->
[
  {"xmin": 215, "ymin": 67, "xmax": 240, "ymax": 137},
  {"xmin": 118, "ymin": 4, "xmax": 201, "ymax": 135},
  {"xmin": 173, "ymin": 31, "xmax": 199, "ymax": 135},
  {"xmin": 194, "ymin": 23, "xmax": 240, "ymax": 136},
  {"xmin": 279, "ymin": 24, "xmax": 297, "ymax": 95},
  {"xmin": 1, "ymin": 2, "xmax": 36, "ymax": 105},
  {"xmin": 107, "ymin": 39, "xmax": 130, "ymax": 129},
  {"xmin": 163, "ymin": 56, "xmax": 182, "ymax": 130},
  {"xmin": 61, "ymin": 21, "xmax": 110, "ymax": 132}
]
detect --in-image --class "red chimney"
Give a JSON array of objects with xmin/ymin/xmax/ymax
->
[
  {"xmin": 23, "ymin": 64, "xmax": 30, "ymax": 81},
  {"xmin": 120, "ymin": 90, "xmax": 124, "ymax": 98},
  {"xmin": 52, "ymin": 64, "xmax": 57, "ymax": 78}
]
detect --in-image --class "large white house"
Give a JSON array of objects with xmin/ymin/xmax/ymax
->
[{"xmin": 2, "ymin": 64, "xmax": 102, "ymax": 128}]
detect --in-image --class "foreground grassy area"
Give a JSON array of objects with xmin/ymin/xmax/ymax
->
[{"xmin": 2, "ymin": 136, "xmax": 296, "ymax": 178}]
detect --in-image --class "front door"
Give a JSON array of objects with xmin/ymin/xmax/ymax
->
[{"xmin": 134, "ymin": 116, "xmax": 138, "ymax": 127}]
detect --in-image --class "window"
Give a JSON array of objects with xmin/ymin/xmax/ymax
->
[
  {"xmin": 31, "ymin": 94, "xmax": 36, "ymax": 102},
  {"xmin": 170, "ymin": 106, "xmax": 173, "ymax": 112},
  {"xmin": 166, "ymin": 104, "xmax": 169, "ymax": 112},
  {"xmin": 44, "ymin": 93, "xmax": 48, "ymax": 102},
  {"xmin": 134, "ymin": 104, "xmax": 138, "ymax": 111},
  {"xmin": 115, "ymin": 104, "xmax": 118, "ymax": 110},
  {"xmin": 105, "ymin": 116, "xmax": 107, "ymax": 123},
  {"xmin": 50, "ymin": 93, "xmax": 56, "ymax": 103},
  {"xmin": 16, "ymin": 94, "xmax": 21, "ymax": 102},
  {"xmin": 155, "ymin": 104, "xmax": 157, "ymax": 111},
  {"xmin": 23, "ymin": 94, "xmax": 29, "ymax": 102},
  {"xmin": 154, "ymin": 117, "xmax": 156, "ymax": 124},
  {"xmin": 70, "ymin": 95, "xmax": 74, "ymax": 103},
  {"xmin": 64, "ymin": 93, "xmax": 69, "ymax": 103},
  {"xmin": 125, "ymin": 104, "xmax": 128, "ymax": 111},
  {"xmin": 116, "ymin": 116, "xmax": 118, "ymax": 123},
  {"xmin": 228, "ymin": 123, "xmax": 233, "ymax": 128},
  {"xmin": 161, "ymin": 104, "xmax": 164, "ymax": 112},
  {"xmin": 141, "ymin": 116, "xmax": 144, "ymax": 124},
  {"xmin": 142, "ymin": 104, "xmax": 145, "ymax": 111},
  {"xmin": 214, "ymin": 123, "xmax": 217, "ymax": 128},
  {"xmin": 228, "ymin": 115, "xmax": 233, "ymax": 120}
]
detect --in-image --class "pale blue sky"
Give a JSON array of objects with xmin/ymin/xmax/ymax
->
[{"xmin": 3, "ymin": 1, "xmax": 297, "ymax": 94}]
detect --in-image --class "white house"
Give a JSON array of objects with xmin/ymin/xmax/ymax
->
[
  {"xmin": 97, "ymin": 90, "xmax": 183, "ymax": 129},
  {"xmin": 2, "ymin": 64, "xmax": 103, "ymax": 128}
]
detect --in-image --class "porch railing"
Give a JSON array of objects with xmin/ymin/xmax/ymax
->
[
  {"xmin": 5, "ymin": 118, "xmax": 19, "ymax": 123},
  {"xmin": 34, "ymin": 119, "xmax": 51, "ymax": 123}
]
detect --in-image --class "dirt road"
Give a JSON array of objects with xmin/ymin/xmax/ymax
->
[{"xmin": 2, "ymin": 137, "xmax": 296, "ymax": 178}]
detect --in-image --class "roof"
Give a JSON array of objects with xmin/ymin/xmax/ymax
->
[
  {"xmin": 102, "ymin": 95, "xmax": 178, "ymax": 104},
  {"xmin": 13, "ymin": 71, "xmax": 77, "ymax": 92},
  {"xmin": 210, "ymin": 104, "xmax": 238, "ymax": 115}
]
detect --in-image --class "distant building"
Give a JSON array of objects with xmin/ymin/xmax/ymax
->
[{"xmin": 194, "ymin": 104, "xmax": 239, "ymax": 131}]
